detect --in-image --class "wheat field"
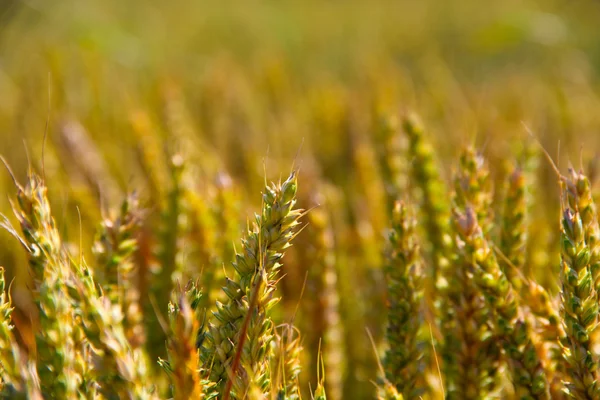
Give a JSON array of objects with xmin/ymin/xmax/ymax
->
[{"xmin": 1, "ymin": 1, "xmax": 600, "ymax": 399}]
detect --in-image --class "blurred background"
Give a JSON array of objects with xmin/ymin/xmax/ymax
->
[{"xmin": 1, "ymin": 0, "xmax": 599, "ymax": 398}]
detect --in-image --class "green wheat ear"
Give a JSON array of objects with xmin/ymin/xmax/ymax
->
[
  {"xmin": 383, "ymin": 201, "xmax": 424, "ymax": 400},
  {"xmin": 559, "ymin": 169, "xmax": 600, "ymax": 399},
  {"xmin": 200, "ymin": 171, "xmax": 303, "ymax": 398},
  {"xmin": 454, "ymin": 207, "xmax": 549, "ymax": 399},
  {"xmin": 443, "ymin": 147, "xmax": 500, "ymax": 400}
]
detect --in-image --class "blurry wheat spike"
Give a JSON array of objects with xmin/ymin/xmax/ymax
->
[
  {"xmin": 156, "ymin": 153, "xmax": 187, "ymax": 299},
  {"xmin": 163, "ymin": 83, "xmax": 222, "ymax": 174},
  {"xmin": 185, "ymin": 188, "xmax": 220, "ymax": 306},
  {"xmin": 271, "ymin": 324, "xmax": 302, "ymax": 400},
  {"xmin": 147, "ymin": 153, "xmax": 188, "ymax": 360},
  {"xmin": 159, "ymin": 281, "xmax": 213, "ymax": 400},
  {"xmin": 93, "ymin": 194, "xmax": 145, "ymax": 349},
  {"xmin": 350, "ymin": 116, "xmax": 388, "ymax": 237},
  {"xmin": 129, "ymin": 109, "xmax": 169, "ymax": 200},
  {"xmin": 382, "ymin": 201, "xmax": 424, "ymax": 399},
  {"xmin": 55, "ymin": 119, "xmax": 121, "ymax": 204},
  {"xmin": 200, "ymin": 171, "xmax": 302, "ymax": 398},
  {"xmin": 350, "ymin": 121, "xmax": 387, "ymax": 280},
  {"xmin": 186, "ymin": 172, "xmax": 240, "ymax": 311},
  {"xmin": 375, "ymin": 116, "xmax": 408, "ymax": 208},
  {"xmin": 402, "ymin": 113, "xmax": 451, "ymax": 286},
  {"xmin": 499, "ymin": 166, "xmax": 527, "ymax": 291},
  {"xmin": 454, "ymin": 207, "xmax": 549, "ymax": 398},
  {"xmin": 0, "ymin": 267, "xmax": 41, "ymax": 399},
  {"xmin": 213, "ymin": 172, "xmax": 240, "ymax": 269},
  {"xmin": 302, "ymin": 190, "xmax": 344, "ymax": 400},
  {"xmin": 443, "ymin": 147, "xmax": 500, "ymax": 399},
  {"xmin": 8, "ymin": 173, "xmax": 84, "ymax": 397},
  {"xmin": 559, "ymin": 169, "xmax": 600, "ymax": 399}
]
